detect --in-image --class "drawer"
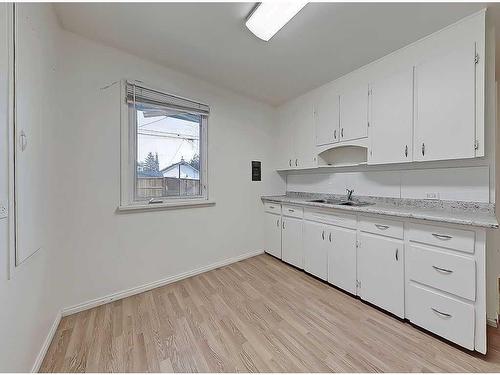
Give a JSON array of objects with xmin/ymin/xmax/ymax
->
[
  {"xmin": 408, "ymin": 223, "xmax": 475, "ymax": 254},
  {"xmin": 264, "ymin": 202, "xmax": 281, "ymax": 214},
  {"xmin": 359, "ymin": 216, "xmax": 404, "ymax": 239},
  {"xmin": 407, "ymin": 245, "xmax": 476, "ymax": 301},
  {"xmin": 304, "ymin": 209, "xmax": 356, "ymax": 229},
  {"xmin": 282, "ymin": 205, "xmax": 303, "ymax": 219},
  {"xmin": 407, "ymin": 283, "xmax": 474, "ymax": 350}
]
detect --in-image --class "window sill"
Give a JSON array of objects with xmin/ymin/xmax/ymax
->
[{"xmin": 117, "ymin": 199, "xmax": 215, "ymax": 213}]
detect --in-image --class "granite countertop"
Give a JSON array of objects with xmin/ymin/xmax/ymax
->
[{"xmin": 261, "ymin": 192, "xmax": 499, "ymax": 229}]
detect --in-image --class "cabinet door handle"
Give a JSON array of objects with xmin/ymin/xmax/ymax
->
[
  {"xmin": 295, "ymin": 159, "xmax": 298, "ymax": 167},
  {"xmin": 432, "ymin": 265, "xmax": 453, "ymax": 274},
  {"xmin": 276, "ymin": 219, "xmax": 280, "ymax": 227},
  {"xmin": 19, "ymin": 130, "xmax": 28, "ymax": 151},
  {"xmin": 395, "ymin": 248, "xmax": 399, "ymax": 261},
  {"xmin": 329, "ymin": 233, "xmax": 332, "ymax": 242},
  {"xmin": 282, "ymin": 220, "xmax": 285, "ymax": 230},
  {"xmin": 375, "ymin": 224, "xmax": 389, "ymax": 230},
  {"xmin": 421, "ymin": 142, "xmax": 425, "ymax": 156},
  {"xmin": 322, "ymin": 230, "xmax": 325, "ymax": 240},
  {"xmin": 405, "ymin": 145, "xmax": 408, "ymax": 157},
  {"xmin": 432, "ymin": 233, "xmax": 452, "ymax": 240},
  {"xmin": 431, "ymin": 307, "xmax": 452, "ymax": 319},
  {"xmin": 334, "ymin": 129, "xmax": 337, "ymax": 139},
  {"xmin": 289, "ymin": 159, "xmax": 292, "ymax": 167},
  {"xmin": 341, "ymin": 128, "xmax": 344, "ymax": 138}
]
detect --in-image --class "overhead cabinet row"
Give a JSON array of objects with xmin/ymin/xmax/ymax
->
[
  {"xmin": 314, "ymin": 40, "xmax": 481, "ymax": 164},
  {"xmin": 278, "ymin": 12, "xmax": 485, "ymax": 169}
]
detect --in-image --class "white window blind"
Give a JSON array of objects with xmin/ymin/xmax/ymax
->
[{"xmin": 126, "ymin": 81, "xmax": 210, "ymax": 115}]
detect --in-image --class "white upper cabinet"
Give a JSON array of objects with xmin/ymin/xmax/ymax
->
[
  {"xmin": 368, "ymin": 68, "xmax": 414, "ymax": 164},
  {"xmin": 278, "ymin": 103, "xmax": 316, "ymax": 169},
  {"xmin": 294, "ymin": 104, "xmax": 317, "ymax": 168},
  {"xmin": 339, "ymin": 84, "xmax": 369, "ymax": 142},
  {"xmin": 314, "ymin": 87, "xmax": 340, "ymax": 146},
  {"xmin": 414, "ymin": 41, "xmax": 477, "ymax": 162},
  {"xmin": 277, "ymin": 11, "xmax": 486, "ymax": 169}
]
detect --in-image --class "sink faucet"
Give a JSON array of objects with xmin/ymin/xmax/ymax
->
[{"xmin": 346, "ymin": 188, "xmax": 354, "ymax": 201}]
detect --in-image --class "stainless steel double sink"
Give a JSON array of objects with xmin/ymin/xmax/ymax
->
[{"xmin": 307, "ymin": 198, "xmax": 374, "ymax": 207}]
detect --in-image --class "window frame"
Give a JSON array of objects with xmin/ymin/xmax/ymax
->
[{"xmin": 119, "ymin": 80, "xmax": 212, "ymax": 212}]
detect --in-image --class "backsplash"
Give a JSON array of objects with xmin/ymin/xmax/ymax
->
[{"xmin": 286, "ymin": 166, "xmax": 490, "ymax": 203}]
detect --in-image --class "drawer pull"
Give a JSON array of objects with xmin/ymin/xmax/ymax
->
[
  {"xmin": 288, "ymin": 209, "xmax": 294, "ymax": 212},
  {"xmin": 431, "ymin": 307, "xmax": 452, "ymax": 319},
  {"xmin": 269, "ymin": 205, "xmax": 275, "ymax": 209},
  {"xmin": 432, "ymin": 233, "xmax": 453, "ymax": 240},
  {"xmin": 432, "ymin": 265, "xmax": 453, "ymax": 274},
  {"xmin": 375, "ymin": 224, "xmax": 390, "ymax": 230}
]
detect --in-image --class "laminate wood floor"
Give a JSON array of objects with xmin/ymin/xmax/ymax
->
[{"xmin": 41, "ymin": 254, "xmax": 500, "ymax": 372}]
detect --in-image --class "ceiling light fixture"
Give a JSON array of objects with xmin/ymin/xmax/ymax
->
[{"xmin": 246, "ymin": 1, "xmax": 308, "ymax": 42}]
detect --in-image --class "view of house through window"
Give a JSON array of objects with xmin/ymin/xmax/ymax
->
[{"xmin": 135, "ymin": 103, "xmax": 202, "ymax": 200}]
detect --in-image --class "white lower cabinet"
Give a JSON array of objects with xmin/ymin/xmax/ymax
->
[
  {"xmin": 282, "ymin": 216, "xmax": 304, "ymax": 269},
  {"xmin": 303, "ymin": 220, "xmax": 328, "ymax": 280},
  {"xmin": 263, "ymin": 203, "xmax": 487, "ymax": 353},
  {"xmin": 264, "ymin": 212, "xmax": 281, "ymax": 259},
  {"xmin": 328, "ymin": 225, "xmax": 357, "ymax": 294},
  {"xmin": 357, "ymin": 232, "xmax": 404, "ymax": 318}
]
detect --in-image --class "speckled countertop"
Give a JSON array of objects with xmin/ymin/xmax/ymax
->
[{"xmin": 261, "ymin": 192, "xmax": 499, "ymax": 229}]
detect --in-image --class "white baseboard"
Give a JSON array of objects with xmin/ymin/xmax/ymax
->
[
  {"xmin": 61, "ymin": 250, "xmax": 264, "ymax": 317},
  {"xmin": 487, "ymin": 316, "xmax": 498, "ymax": 328},
  {"xmin": 31, "ymin": 310, "xmax": 62, "ymax": 373}
]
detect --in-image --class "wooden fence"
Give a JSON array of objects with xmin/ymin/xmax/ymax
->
[{"xmin": 137, "ymin": 177, "xmax": 200, "ymax": 198}]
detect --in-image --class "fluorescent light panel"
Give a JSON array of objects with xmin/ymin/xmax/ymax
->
[{"xmin": 246, "ymin": 1, "xmax": 308, "ymax": 42}]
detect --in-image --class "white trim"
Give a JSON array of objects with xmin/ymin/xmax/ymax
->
[
  {"xmin": 117, "ymin": 199, "xmax": 215, "ymax": 212},
  {"xmin": 7, "ymin": 2, "xmax": 15, "ymax": 279},
  {"xmin": 31, "ymin": 310, "xmax": 62, "ymax": 373},
  {"xmin": 487, "ymin": 316, "xmax": 498, "ymax": 328},
  {"xmin": 61, "ymin": 250, "xmax": 264, "ymax": 317}
]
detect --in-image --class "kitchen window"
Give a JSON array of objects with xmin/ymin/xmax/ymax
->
[{"xmin": 119, "ymin": 80, "xmax": 211, "ymax": 211}]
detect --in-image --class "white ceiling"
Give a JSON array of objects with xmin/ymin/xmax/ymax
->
[{"xmin": 54, "ymin": 2, "xmax": 490, "ymax": 106}]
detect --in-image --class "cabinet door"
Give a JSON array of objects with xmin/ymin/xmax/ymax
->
[
  {"xmin": 328, "ymin": 226, "xmax": 357, "ymax": 295},
  {"xmin": 282, "ymin": 216, "xmax": 303, "ymax": 269},
  {"xmin": 294, "ymin": 104, "xmax": 316, "ymax": 168},
  {"xmin": 314, "ymin": 89, "xmax": 340, "ymax": 146},
  {"xmin": 264, "ymin": 213, "xmax": 281, "ymax": 259},
  {"xmin": 303, "ymin": 220, "xmax": 328, "ymax": 280},
  {"xmin": 277, "ymin": 107, "xmax": 296, "ymax": 169},
  {"xmin": 369, "ymin": 68, "xmax": 413, "ymax": 164},
  {"xmin": 358, "ymin": 233, "xmax": 404, "ymax": 317},
  {"xmin": 414, "ymin": 42, "xmax": 476, "ymax": 161},
  {"xmin": 340, "ymin": 84, "xmax": 369, "ymax": 141}
]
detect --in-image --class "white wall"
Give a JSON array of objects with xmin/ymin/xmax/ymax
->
[
  {"xmin": 0, "ymin": 3, "xmax": 65, "ymax": 372},
  {"xmin": 54, "ymin": 29, "xmax": 282, "ymax": 310}
]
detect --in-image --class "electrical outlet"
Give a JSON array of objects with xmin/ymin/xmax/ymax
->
[
  {"xmin": 0, "ymin": 203, "xmax": 7, "ymax": 219},
  {"xmin": 426, "ymin": 192, "xmax": 440, "ymax": 200}
]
